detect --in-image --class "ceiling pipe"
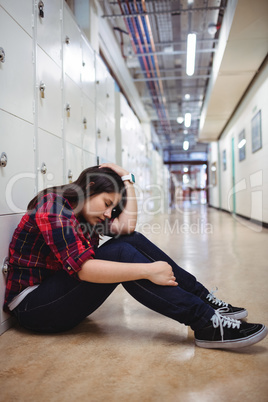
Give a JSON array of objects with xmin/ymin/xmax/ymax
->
[
  {"xmin": 102, "ymin": 6, "xmax": 226, "ymax": 18},
  {"xmin": 117, "ymin": 0, "xmax": 172, "ymax": 135}
]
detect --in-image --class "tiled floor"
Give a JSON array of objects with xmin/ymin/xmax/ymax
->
[{"xmin": 1, "ymin": 205, "xmax": 268, "ymax": 401}]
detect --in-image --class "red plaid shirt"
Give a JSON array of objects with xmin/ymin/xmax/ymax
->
[{"xmin": 4, "ymin": 193, "xmax": 99, "ymax": 312}]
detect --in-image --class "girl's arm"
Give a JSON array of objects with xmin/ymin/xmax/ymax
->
[
  {"xmin": 99, "ymin": 163, "xmax": 138, "ymax": 235},
  {"xmin": 78, "ymin": 258, "xmax": 178, "ymax": 287}
]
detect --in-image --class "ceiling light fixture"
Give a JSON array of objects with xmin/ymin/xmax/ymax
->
[
  {"xmin": 177, "ymin": 116, "xmax": 184, "ymax": 124},
  {"xmin": 186, "ymin": 33, "xmax": 196, "ymax": 76},
  {"xmin": 185, "ymin": 93, "xmax": 190, "ymax": 100},
  {"xmin": 184, "ymin": 112, "xmax": 191, "ymax": 127},
  {"xmin": 183, "ymin": 140, "xmax": 189, "ymax": 151}
]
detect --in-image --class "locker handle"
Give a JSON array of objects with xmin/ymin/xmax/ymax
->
[
  {"xmin": 2, "ymin": 257, "xmax": 9, "ymax": 277},
  {"xmin": 40, "ymin": 162, "xmax": 47, "ymax": 174},
  {"xmin": 39, "ymin": 81, "xmax": 46, "ymax": 98},
  {"xmin": 68, "ymin": 169, "xmax": 73, "ymax": 183},
  {"xmin": 65, "ymin": 36, "xmax": 70, "ymax": 45},
  {"xmin": 0, "ymin": 47, "xmax": 5, "ymax": 63},
  {"xmin": 38, "ymin": 1, "xmax": 44, "ymax": 18},
  {"xmin": 66, "ymin": 103, "xmax": 71, "ymax": 117},
  {"xmin": 0, "ymin": 152, "xmax": 8, "ymax": 167}
]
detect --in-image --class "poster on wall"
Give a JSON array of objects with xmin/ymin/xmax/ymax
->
[
  {"xmin": 211, "ymin": 162, "xmax": 217, "ymax": 186},
  {"xmin": 251, "ymin": 110, "xmax": 262, "ymax": 153},
  {"xmin": 222, "ymin": 149, "xmax": 227, "ymax": 171},
  {"xmin": 238, "ymin": 129, "xmax": 246, "ymax": 161}
]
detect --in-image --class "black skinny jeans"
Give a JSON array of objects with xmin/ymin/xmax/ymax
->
[{"xmin": 14, "ymin": 232, "xmax": 214, "ymax": 333}]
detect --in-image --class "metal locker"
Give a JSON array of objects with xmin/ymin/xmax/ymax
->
[
  {"xmin": 83, "ymin": 151, "xmax": 97, "ymax": 170},
  {"xmin": 65, "ymin": 142, "xmax": 83, "ymax": 184},
  {"xmin": 0, "ymin": 7, "xmax": 33, "ymax": 123},
  {"xmin": 0, "ymin": 110, "xmax": 35, "ymax": 215},
  {"xmin": 82, "ymin": 94, "xmax": 96, "ymax": 155},
  {"xmin": 0, "ymin": 214, "xmax": 23, "ymax": 335},
  {"xmin": 64, "ymin": 75, "xmax": 82, "ymax": 147},
  {"xmin": 0, "ymin": 0, "xmax": 33, "ymax": 37},
  {"xmin": 95, "ymin": 55, "xmax": 108, "ymax": 114},
  {"xmin": 36, "ymin": 46, "xmax": 62, "ymax": 137},
  {"xmin": 63, "ymin": 4, "xmax": 82, "ymax": 86},
  {"xmin": 106, "ymin": 130, "xmax": 116, "ymax": 163},
  {"xmin": 96, "ymin": 109, "xmax": 108, "ymax": 162},
  {"xmin": 105, "ymin": 74, "xmax": 115, "ymax": 124},
  {"xmin": 36, "ymin": 0, "xmax": 62, "ymax": 67},
  {"xmin": 81, "ymin": 36, "xmax": 96, "ymax": 103},
  {"xmin": 37, "ymin": 129, "xmax": 63, "ymax": 192}
]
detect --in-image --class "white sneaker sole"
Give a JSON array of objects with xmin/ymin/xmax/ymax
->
[
  {"xmin": 195, "ymin": 325, "xmax": 268, "ymax": 349},
  {"xmin": 220, "ymin": 310, "xmax": 248, "ymax": 320}
]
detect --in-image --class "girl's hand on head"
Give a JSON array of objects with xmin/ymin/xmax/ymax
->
[
  {"xmin": 99, "ymin": 163, "xmax": 129, "ymax": 178},
  {"xmin": 145, "ymin": 261, "xmax": 178, "ymax": 287}
]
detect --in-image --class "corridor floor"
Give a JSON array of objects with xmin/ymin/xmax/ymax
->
[{"xmin": 0, "ymin": 205, "xmax": 268, "ymax": 402}]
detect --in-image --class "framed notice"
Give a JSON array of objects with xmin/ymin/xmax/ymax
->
[
  {"xmin": 251, "ymin": 110, "xmax": 262, "ymax": 153},
  {"xmin": 211, "ymin": 162, "xmax": 217, "ymax": 186},
  {"xmin": 238, "ymin": 129, "xmax": 246, "ymax": 161},
  {"xmin": 222, "ymin": 149, "xmax": 227, "ymax": 171}
]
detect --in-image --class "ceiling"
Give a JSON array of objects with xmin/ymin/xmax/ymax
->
[{"xmin": 98, "ymin": 0, "xmax": 268, "ymax": 160}]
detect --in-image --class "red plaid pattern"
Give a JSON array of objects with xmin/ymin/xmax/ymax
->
[{"xmin": 4, "ymin": 193, "xmax": 99, "ymax": 312}]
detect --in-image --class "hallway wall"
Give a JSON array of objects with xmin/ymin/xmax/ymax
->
[{"xmin": 208, "ymin": 60, "xmax": 268, "ymax": 225}]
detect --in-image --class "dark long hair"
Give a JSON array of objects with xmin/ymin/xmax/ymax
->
[{"xmin": 27, "ymin": 166, "xmax": 126, "ymax": 218}]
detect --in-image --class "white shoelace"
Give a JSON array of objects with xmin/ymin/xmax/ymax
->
[
  {"xmin": 206, "ymin": 287, "xmax": 228, "ymax": 308},
  {"xmin": 211, "ymin": 309, "xmax": 241, "ymax": 340}
]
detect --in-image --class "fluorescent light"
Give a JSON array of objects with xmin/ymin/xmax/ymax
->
[
  {"xmin": 185, "ymin": 93, "xmax": 190, "ymax": 100},
  {"xmin": 184, "ymin": 129, "xmax": 188, "ymax": 135},
  {"xmin": 177, "ymin": 116, "xmax": 184, "ymax": 124},
  {"xmin": 183, "ymin": 140, "xmax": 189, "ymax": 151},
  {"xmin": 183, "ymin": 167, "xmax": 189, "ymax": 172},
  {"xmin": 184, "ymin": 112, "xmax": 191, "ymax": 127},
  {"xmin": 238, "ymin": 139, "xmax": 246, "ymax": 149},
  {"xmin": 186, "ymin": 33, "xmax": 196, "ymax": 76}
]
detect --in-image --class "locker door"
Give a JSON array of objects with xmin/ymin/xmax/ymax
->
[
  {"xmin": 0, "ymin": 214, "xmax": 23, "ymax": 335},
  {"xmin": 105, "ymin": 74, "xmax": 115, "ymax": 123},
  {"xmin": 36, "ymin": 0, "xmax": 62, "ymax": 67},
  {"xmin": 0, "ymin": 0, "xmax": 33, "ymax": 37},
  {"xmin": 37, "ymin": 129, "xmax": 63, "ymax": 192},
  {"xmin": 63, "ymin": 5, "xmax": 82, "ymax": 86},
  {"xmin": 0, "ymin": 110, "xmax": 35, "ymax": 215},
  {"xmin": 36, "ymin": 46, "xmax": 62, "ymax": 137},
  {"xmin": 95, "ymin": 55, "xmax": 108, "ymax": 113},
  {"xmin": 82, "ymin": 94, "xmax": 96, "ymax": 155},
  {"xmin": 81, "ymin": 36, "xmax": 96, "ymax": 103},
  {"xmin": 65, "ymin": 142, "xmax": 83, "ymax": 183},
  {"xmin": 96, "ymin": 109, "xmax": 108, "ymax": 162},
  {"xmin": 64, "ymin": 75, "xmax": 82, "ymax": 147},
  {"xmin": 83, "ymin": 151, "xmax": 97, "ymax": 170},
  {"xmin": 0, "ymin": 7, "xmax": 33, "ymax": 123}
]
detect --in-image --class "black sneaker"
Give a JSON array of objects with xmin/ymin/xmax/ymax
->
[
  {"xmin": 195, "ymin": 311, "xmax": 268, "ymax": 349},
  {"xmin": 205, "ymin": 288, "xmax": 248, "ymax": 320}
]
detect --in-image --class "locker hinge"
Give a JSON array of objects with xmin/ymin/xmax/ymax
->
[
  {"xmin": 60, "ymin": 9, "xmax": 63, "ymax": 21},
  {"xmin": 31, "ymin": 14, "xmax": 34, "ymax": 28},
  {"xmin": 32, "ymin": 100, "xmax": 36, "ymax": 114},
  {"xmin": 61, "ymin": 148, "xmax": 64, "ymax": 159}
]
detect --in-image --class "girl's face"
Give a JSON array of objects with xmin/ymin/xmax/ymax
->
[{"xmin": 81, "ymin": 192, "xmax": 122, "ymax": 226}]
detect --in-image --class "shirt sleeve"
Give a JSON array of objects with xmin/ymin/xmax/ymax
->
[{"xmin": 35, "ymin": 194, "xmax": 95, "ymax": 277}]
